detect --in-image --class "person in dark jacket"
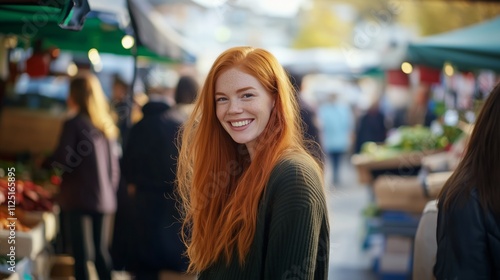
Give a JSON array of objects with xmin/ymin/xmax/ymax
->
[
  {"xmin": 168, "ymin": 75, "xmax": 199, "ymax": 123},
  {"xmin": 122, "ymin": 68, "xmax": 194, "ymax": 280},
  {"xmin": 354, "ymin": 101, "xmax": 387, "ymax": 154},
  {"xmin": 45, "ymin": 73, "xmax": 120, "ymax": 280},
  {"xmin": 434, "ymin": 82, "xmax": 500, "ymax": 279},
  {"xmin": 287, "ymin": 70, "xmax": 324, "ymax": 165}
]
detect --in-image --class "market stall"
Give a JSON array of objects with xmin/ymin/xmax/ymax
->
[
  {"xmin": 352, "ymin": 123, "xmax": 465, "ymax": 279},
  {"xmin": 0, "ymin": 1, "xmax": 178, "ymax": 278},
  {"xmin": 0, "ymin": 174, "xmax": 58, "ymax": 279}
]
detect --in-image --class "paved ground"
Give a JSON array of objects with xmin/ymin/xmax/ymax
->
[{"xmin": 325, "ymin": 156, "xmax": 378, "ymax": 280}]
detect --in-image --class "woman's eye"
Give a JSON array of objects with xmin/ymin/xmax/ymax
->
[
  {"xmin": 242, "ymin": 93, "xmax": 253, "ymax": 98},
  {"xmin": 216, "ymin": 97, "xmax": 227, "ymax": 102}
]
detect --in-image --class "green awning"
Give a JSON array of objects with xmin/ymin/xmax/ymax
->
[
  {"xmin": 0, "ymin": 3, "xmax": 176, "ymax": 62},
  {"xmin": 0, "ymin": 0, "xmax": 89, "ymax": 33},
  {"xmin": 407, "ymin": 16, "xmax": 500, "ymax": 72}
]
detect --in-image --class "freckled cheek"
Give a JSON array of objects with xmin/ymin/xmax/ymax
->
[{"xmin": 215, "ymin": 106, "xmax": 226, "ymax": 124}]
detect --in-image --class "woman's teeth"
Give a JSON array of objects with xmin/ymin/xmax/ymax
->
[{"xmin": 231, "ymin": 120, "xmax": 251, "ymax": 127}]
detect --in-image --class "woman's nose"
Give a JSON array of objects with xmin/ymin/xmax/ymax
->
[{"xmin": 228, "ymin": 100, "xmax": 243, "ymax": 114}]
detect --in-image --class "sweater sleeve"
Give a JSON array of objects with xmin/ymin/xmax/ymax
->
[{"xmin": 263, "ymin": 160, "xmax": 329, "ymax": 280}]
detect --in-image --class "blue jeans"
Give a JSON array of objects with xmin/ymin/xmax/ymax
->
[{"xmin": 328, "ymin": 151, "xmax": 343, "ymax": 185}]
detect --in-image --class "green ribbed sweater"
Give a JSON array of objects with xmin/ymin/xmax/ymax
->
[{"xmin": 199, "ymin": 157, "xmax": 330, "ymax": 280}]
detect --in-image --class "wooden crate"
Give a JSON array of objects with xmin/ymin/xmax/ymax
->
[
  {"xmin": 0, "ymin": 108, "xmax": 65, "ymax": 154},
  {"xmin": 351, "ymin": 149, "xmax": 442, "ymax": 185}
]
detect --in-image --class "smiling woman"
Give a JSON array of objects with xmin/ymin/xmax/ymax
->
[{"xmin": 176, "ymin": 46, "xmax": 330, "ymax": 280}]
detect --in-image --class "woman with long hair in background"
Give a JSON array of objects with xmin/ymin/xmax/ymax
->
[
  {"xmin": 434, "ymin": 83, "xmax": 500, "ymax": 279},
  {"xmin": 45, "ymin": 72, "xmax": 120, "ymax": 280}
]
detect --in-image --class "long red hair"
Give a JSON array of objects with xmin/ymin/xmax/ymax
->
[{"xmin": 176, "ymin": 46, "xmax": 322, "ymax": 272}]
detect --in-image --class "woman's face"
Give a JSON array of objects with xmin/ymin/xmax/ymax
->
[{"xmin": 215, "ymin": 68, "xmax": 275, "ymax": 158}]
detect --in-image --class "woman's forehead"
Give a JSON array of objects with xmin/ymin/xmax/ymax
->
[{"xmin": 215, "ymin": 68, "xmax": 265, "ymax": 93}]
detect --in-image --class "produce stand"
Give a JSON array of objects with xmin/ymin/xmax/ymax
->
[
  {"xmin": 0, "ymin": 208, "xmax": 57, "ymax": 258},
  {"xmin": 0, "ymin": 169, "xmax": 58, "ymax": 280},
  {"xmin": 352, "ymin": 124, "xmax": 464, "ymax": 280},
  {"xmin": 359, "ymin": 162, "xmax": 454, "ymax": 280}
]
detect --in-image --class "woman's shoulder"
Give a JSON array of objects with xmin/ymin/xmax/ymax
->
[
  {"xmin": 60, "ymin": 114, "xmax": 81, "ymax": 130},
  {"xmin": 267, "ymin": 153, "xmax": 324, "ymax": 196},
  {"xmin": 262, "ymin": 153, "xmax": 327, "ymax": 218},
  {"xmin": 438, "ymin": 186, "xmax": 488, "ymax": 225},
  {"xmin": 271, "ymin": 153, "xmax": 319, "ymax": 177},
  {"xmin": 63, "ymin": 114, "xmax": 101, "ymax": 136},
  {"xmin": 440, "ymin": 185, "xmax": 478, "ymax": 206}
]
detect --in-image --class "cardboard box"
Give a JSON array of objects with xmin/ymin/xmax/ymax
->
[
  {"xmin": 379, "ymin": 236, "xmax": 413, "ymax": 274},
  {"xmin": 426, "ymin": 171, "xmax": 453, "ymax": 198},
  {"xmin": 373, "ymin": 175, "xmax": 430, "ymax": 214}
]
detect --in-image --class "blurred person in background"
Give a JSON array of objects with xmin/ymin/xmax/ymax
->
[
  {"xmin": 407, "ymin": 84, "xmax": 437, "ymax": 127},
  {"xmin": 110, "ymin": 74, "xmax": 146, "ymax": 147},
  {"xmin": 287, "ymin": 70, "xmax": 324, "ymax": 165},
  {"xmin": 354, "ymin": 94, "xmax": 387, "ymax": 154},
  {"xmin": 110, "ymin": 74, "xmax": 130, "ymax": 145},
  {"xmin": 176, "ymin": 46, "xmax": 329, "ymax": 279},
  {"xmin": 317, "ymin": 91, "xmax": 354, "ymax": 186},
  {"xmin": 44, "ymin": 72, "xmax": 120, "ymax": 280},
  {"xmin": 169, "ymin": 75, "xmax": 199, "ymax": 123},
  {"xmin": 122, "ymin": 68, "xmax": 194, "ymax": 280},
  {"xmin": 434, "ymin": 82, "xmax": 500, "ymax": 279}
]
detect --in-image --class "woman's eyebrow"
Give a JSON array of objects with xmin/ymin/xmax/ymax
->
[
  {"xmin": 236, "ymin": 86, "xmax": 255, "ymax": 93},
  {"xmin": 215, "ymin": 86, "xmax": 256, "ymax": 95}
]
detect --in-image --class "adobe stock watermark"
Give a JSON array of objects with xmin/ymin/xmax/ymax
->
[
  {"xmin": 192, "ymin": 158, "xmax": 243, "ymax": 213},
  {"xmin": 281, "ymin": 235, "xmax": 329, "ymax": 279},
  {"xmin": 49, "ymin": 122, "xmax": 115, "ymax": 174},
  {"xmin": 5, "ymin": 167, "xmax": 17, "ymax": 273},
  {"xmin": 13, "ymin": 0, "xmax": 68, "ymax": 39},
  {"xmin": 341, "ymin": 1, "xmax": 403, "ymax": 68},
  {"xmin": 191, "ymin": 124, "xmax": 283, "ymax": 212},
  {"xmin": 212, "ymin": 0, "xmax": 234, "ymax": 21}
]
